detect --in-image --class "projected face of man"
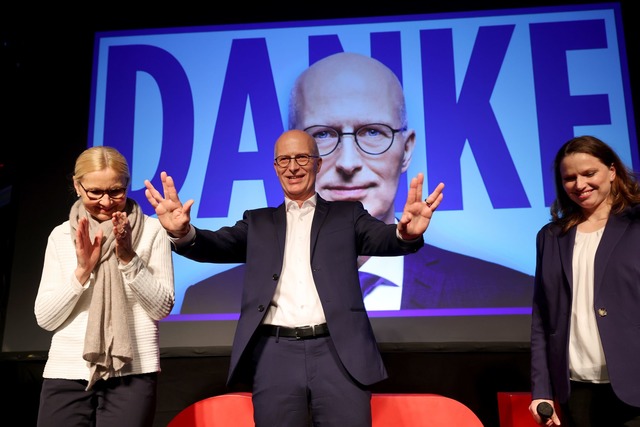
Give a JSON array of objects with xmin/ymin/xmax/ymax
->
[
  {"xmin": 290, "ymin": 52, "xmax": 416, "ymax": 224},
  {"xmin": 290, "ymin": 53, "xmax": 415, "ymax": 223}
]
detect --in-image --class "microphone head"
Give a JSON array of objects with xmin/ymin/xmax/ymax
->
[{"xmin": 537, "ymin": 401, "xmax": 554, "ymax": 420}]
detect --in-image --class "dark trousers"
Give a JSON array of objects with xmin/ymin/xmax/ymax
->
[
  {"xmin": 250, "ymin": 334, "xmax": 372, "ymax": 427},
  {"xmin": 37, "ymin": 373, "xmax": 157, "ymax": 427},
  {"xmin": 560, "ymin": 380, "xmax": 640, "ymax": 427}
]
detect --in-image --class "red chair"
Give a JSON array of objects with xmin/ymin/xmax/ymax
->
[
  {"xmin": 497, "ymin": 392, "xmax": 539, "ymax": 427},
  {"xmin": 372, "ymin": 393, "xmax": 484, "ymax": 427},
  {"xmin": 168, "ymin": 392, "xmax": 484, "ymax": 427},
  {"xmin": 167, "ymin": 392, "xmax": 254, "ymax": 427}
]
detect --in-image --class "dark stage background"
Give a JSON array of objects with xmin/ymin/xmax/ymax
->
[{"xmin": 1, "ymin": 2, "xmax": 638, "ymax": 426}]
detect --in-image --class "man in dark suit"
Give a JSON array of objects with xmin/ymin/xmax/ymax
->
[
  {"xmin": 145, "ymin": 129, "xmax": 444, "ymax": 425},
  {"xmin": 181, "ymin": 52, "xmax": 533, "ymax": 314}
]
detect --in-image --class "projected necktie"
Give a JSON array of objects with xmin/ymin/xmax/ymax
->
[{"xmin": 359, "ymin": 271, "xmax": 387, "ymax": 298}]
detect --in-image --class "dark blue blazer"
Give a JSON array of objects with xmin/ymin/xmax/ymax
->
[
  {"xmin": 530, "ymin": 206, "xmax": 640, "ymax": 407},
  {"xmin": 176, "ymin": 195, "xmax": 423, "ymax": 387},
  {"xmin": 181, "ymin": 240, "xmax": 534, "ymax": 314}
]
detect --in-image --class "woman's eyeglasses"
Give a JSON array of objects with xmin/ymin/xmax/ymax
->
[{"xmin": 78, "ymin": 182, "xmax": 127, "ymax": 201}]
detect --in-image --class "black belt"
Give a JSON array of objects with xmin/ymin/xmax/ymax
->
[{"xmin": 260, "ymin": 323, "xmax": 330, "ymax": 340}]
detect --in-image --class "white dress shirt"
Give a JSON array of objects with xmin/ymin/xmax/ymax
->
[{"xmin": 262, "ymin": 195, "xmax": 326, "ymax": 327}]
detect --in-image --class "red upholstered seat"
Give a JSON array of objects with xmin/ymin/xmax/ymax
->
[
  {"xmin": 372, "ymin": 393, "xmax": 484, "ymax": 427},
  {"xmin": 168, "ymin": 392, "xmax": 484, "ymax": 427},
  {"xmin": 167, "ymin": 392, "xmax": 254, "ymax": 427},
  {"xmin": 497, "ymin": 392, "xmax": 539, "ymax": 427}
]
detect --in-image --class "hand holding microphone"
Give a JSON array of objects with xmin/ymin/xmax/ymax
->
[{"xmin": 536, "ymin": 401, "xmax": 554, "ymax": 422}]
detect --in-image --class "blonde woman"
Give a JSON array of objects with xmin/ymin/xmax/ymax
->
[{"xmin": 35, "ymin": 146, "xmax": 174, "ymax": 427}]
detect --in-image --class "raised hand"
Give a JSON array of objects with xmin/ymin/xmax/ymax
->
[
  {"xmin": 144, "ymin": 171, "xmax": 194, "ymax": 238},
  {"xmin": 397, "ymin": 173, "xmax": 444, "ymax": 241},
  {"xmin": 74, "ymin": 217, "xmax": 103, "ymax": 284}
]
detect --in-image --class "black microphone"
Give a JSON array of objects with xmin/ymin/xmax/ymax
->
[{"xmin": 537, "ymin": 401, "xmax": 554, "ymax": 421}]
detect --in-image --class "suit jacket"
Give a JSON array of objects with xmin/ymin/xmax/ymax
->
[
  {"xmin": 181, "ymin": 242, "xmax": 534, "ymax": 314},
  {"xmin": 530, "ymin": 206, "xmax": 640, "ymax": 407},
  {"xmin": 175, "ymin": 195, "xmax": 423, "ymax": 387}
]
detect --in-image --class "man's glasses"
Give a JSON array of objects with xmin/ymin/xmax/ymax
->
[
  {"xmin": 78, "ymin": 182, "xmax": 127, "ymax": 201},
  {"xmin": 304, "ymin": 123, "xmax": 407, "ymax": 156},
  {"xmin": 274, "ymin": 154, "xmax": 320, "ymax": 168}
]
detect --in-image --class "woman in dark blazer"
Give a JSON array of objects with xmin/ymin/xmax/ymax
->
[{"xmin": 529, "ymin": 135, "xmax": 640, "ymax": 426}]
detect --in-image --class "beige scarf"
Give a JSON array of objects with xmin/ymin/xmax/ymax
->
[{"xmin": 70, "ymin": 198, "xmax": 143, "ymax": 390}]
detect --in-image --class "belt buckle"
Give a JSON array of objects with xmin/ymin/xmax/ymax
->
[{"xmin": 295, "ymin": 325, "xmax": 313, "ymax": 340}]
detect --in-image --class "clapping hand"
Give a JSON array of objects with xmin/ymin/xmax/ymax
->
[
  {"xmin": 112, "ymin": 211, "xmax": 134, "ymax": 263},
  {"xmin": 74, "ymin": 217, "xmax": 102, "ymax": 284}
]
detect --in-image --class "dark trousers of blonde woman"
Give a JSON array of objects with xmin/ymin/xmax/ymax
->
[{"xmin": 37, "ymin": 373, "xmax": 157, "ymax": 427}]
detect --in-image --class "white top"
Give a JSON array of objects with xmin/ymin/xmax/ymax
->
[
  {"xmin": 569, "ymin": 227, "xmax": 609, "ymax": 383},
  {"xmin": 34, "ymin": 216, "xmax": 175, "ymax": 381}
]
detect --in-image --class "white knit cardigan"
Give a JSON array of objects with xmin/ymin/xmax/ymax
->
[{"xmin": 34, "ymin": 216, "xmax": 175, "ymax": 380}]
